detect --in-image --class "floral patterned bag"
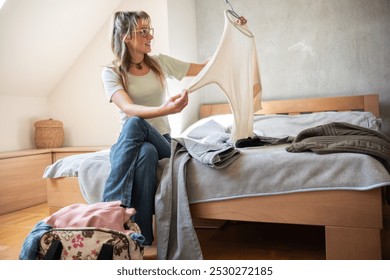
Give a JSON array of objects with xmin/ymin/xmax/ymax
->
[{"xmin": 37, "ymin": 222, "xmax": 144, "ymax": 260}]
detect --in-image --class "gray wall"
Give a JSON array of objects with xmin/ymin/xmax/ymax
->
[{"xmin": 195, "ymin": 0, "xmax": 390, "ymax": 136}]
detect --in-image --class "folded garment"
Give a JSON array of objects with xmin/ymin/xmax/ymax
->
[
  {"xmin": 174, "ymin": 135, "xmax": 240, "ymax": 169},
  {"xmin": 180, "ymin": 119, "xmax": 241, "ymax": 168}
]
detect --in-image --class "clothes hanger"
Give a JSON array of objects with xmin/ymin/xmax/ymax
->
[
  {"xmin": 224, "ymin": 0, "xmax": 252, "ymax": 36},
  {"xmin": 224, "ymin": 0, "xmax": 240, "ymax": 19}
]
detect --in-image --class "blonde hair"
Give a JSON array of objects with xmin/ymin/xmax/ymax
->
[{"xmin": 110, "ymin": 11, "xmax": 165, "ymax": 92}]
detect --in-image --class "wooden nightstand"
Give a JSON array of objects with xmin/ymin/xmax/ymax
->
[
  {"xmin": 0, "ymin": 149, "xmax": 52, "ymax": 214},
  {"xmin": 0, "ymin": 146, "xmax": 109, "ymax": 215}
]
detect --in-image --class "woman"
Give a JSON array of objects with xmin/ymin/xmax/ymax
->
[{"xmin": 101, "ymin": 10, "xmax": 246, "ymax": 246}]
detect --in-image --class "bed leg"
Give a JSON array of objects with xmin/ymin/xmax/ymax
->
[{"xmin": 325, "ymin": 226, "xmax": 381, "ymax": 259}]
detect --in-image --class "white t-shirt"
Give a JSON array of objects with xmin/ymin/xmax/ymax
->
[
  {"xmin": 187, "ymin": 11, "xmax": 262, "ymax": 142},
  {"xmin": 102, "ymin": 54, "xmax": 190, "ymax": 135}
]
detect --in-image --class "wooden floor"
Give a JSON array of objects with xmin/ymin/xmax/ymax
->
[
  {"xmin": 1, "ymin": 203, "xmax": 389, "ymax": 260},
  {"xmin": 0, "ymin": 204, "xmax": 48, "ymax": 260}
]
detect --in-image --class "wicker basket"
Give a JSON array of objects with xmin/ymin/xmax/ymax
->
[{"xmin": 34, "ymin": 119, "xmax": 64, "ymax": 149}]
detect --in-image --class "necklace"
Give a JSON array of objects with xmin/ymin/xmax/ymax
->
[{"xmin": 130, "ymin": 60, "xmax": 144, "ymax": 70}]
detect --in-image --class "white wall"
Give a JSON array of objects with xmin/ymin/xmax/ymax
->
[
  {"xmin": 46, "ymin": 26, "xmax": 120, "ymax": 147},
  {"xmin": 195, "ymin": 0, "xmax": 390, "ymax": 135},
  {"xmin": 0, "ymin": 0, "xmax": 122, "ymax": 152},
  {"xmin": 0, "ymin": 95, "xmax": 48, "ymax": 151},
  {"xmin": 166, "ymin": 0, "xmax": 200, "ymax": 136}
]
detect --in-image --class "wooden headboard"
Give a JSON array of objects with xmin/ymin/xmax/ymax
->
[{"xmin": 199, "ymin": 94, "xmax": 380, "ymax": 119}]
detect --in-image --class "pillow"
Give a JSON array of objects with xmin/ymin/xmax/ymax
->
[
  {"xmin": 181, "ymin": 114, "xmax": 233, "ymax": 138},
  {"xmin": 43, "ymin": 149, "xmax": 110, "ymax": 178},
  {"xmin": 252, "ymin": 111, "xmax": 380, "ymax": 137},
  {"xmin": 181, "ymin": 111, "xmax": 380, "ymax": 139}
]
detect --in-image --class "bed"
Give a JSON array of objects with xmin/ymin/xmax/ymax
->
[{"xmin": 44, "ymin": 93, "xmax": 389, "ymax": 260}]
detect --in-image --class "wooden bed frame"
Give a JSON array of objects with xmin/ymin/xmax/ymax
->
[{"xmin": 46, "ymin": 93, "xmax": 385, "ymax": 260}]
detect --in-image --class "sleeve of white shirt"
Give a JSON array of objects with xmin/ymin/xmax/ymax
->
[
  {"xmin": 154, "ymin": 54, "xmax": 190, "ymax": 81},
  {"xmin": 101, "ymin": 67, "xmax": 124, "ymax": 103}
]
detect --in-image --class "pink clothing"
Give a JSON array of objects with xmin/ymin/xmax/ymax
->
[
  {"xmin": 188, "ymin": 10, "xmax": 262, "ymax": 142},
  {"xmin": 44, "ymin": 201, "xmax": 136, "ymax": 235}
]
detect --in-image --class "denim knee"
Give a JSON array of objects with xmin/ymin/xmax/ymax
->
[
  {"xmin": 138, "ymin": 142, "xmax": 158, "ymax": 165},
  {"xmin": 120, "ymin": 117, "xmax": 171, "ymax": 159},
  {"xmin": 122, "ymin": 117, "xmax": 147, "ymax": 134}
]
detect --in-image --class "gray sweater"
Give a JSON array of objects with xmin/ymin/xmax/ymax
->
[{"xmin": 286, "ymin": 122, "xmax": 390, "ymax": 172}]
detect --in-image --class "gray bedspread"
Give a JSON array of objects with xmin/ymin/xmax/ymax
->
[
  {"xmin": 154, "ymin": 121, "xmax": 390, "ymax": 260},
  {"xmin": 185, "ymin": 143, "xmax": 390, "ymax": 204}
]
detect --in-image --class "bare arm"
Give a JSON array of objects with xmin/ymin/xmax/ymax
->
[
  {"xmin": 111, "ymin": 89, "xmax": 188, "ymax": 119},
  {"xmin": 186, "ymin": 62, "xmax": 207, "ymax": 77}
]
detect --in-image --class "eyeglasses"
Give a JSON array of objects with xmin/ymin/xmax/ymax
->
[{"xmin": 133, "ymin": 28, "xmax": 154, "ymax": 38}]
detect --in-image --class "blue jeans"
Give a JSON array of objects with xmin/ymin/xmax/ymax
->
[
  {"xmin": 19, "ymin": 221, "xmax": 53, "ymax": 260},
  {"xmin": 103, "ymin": 117, "xmax": 171, "ymax": 246}
]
